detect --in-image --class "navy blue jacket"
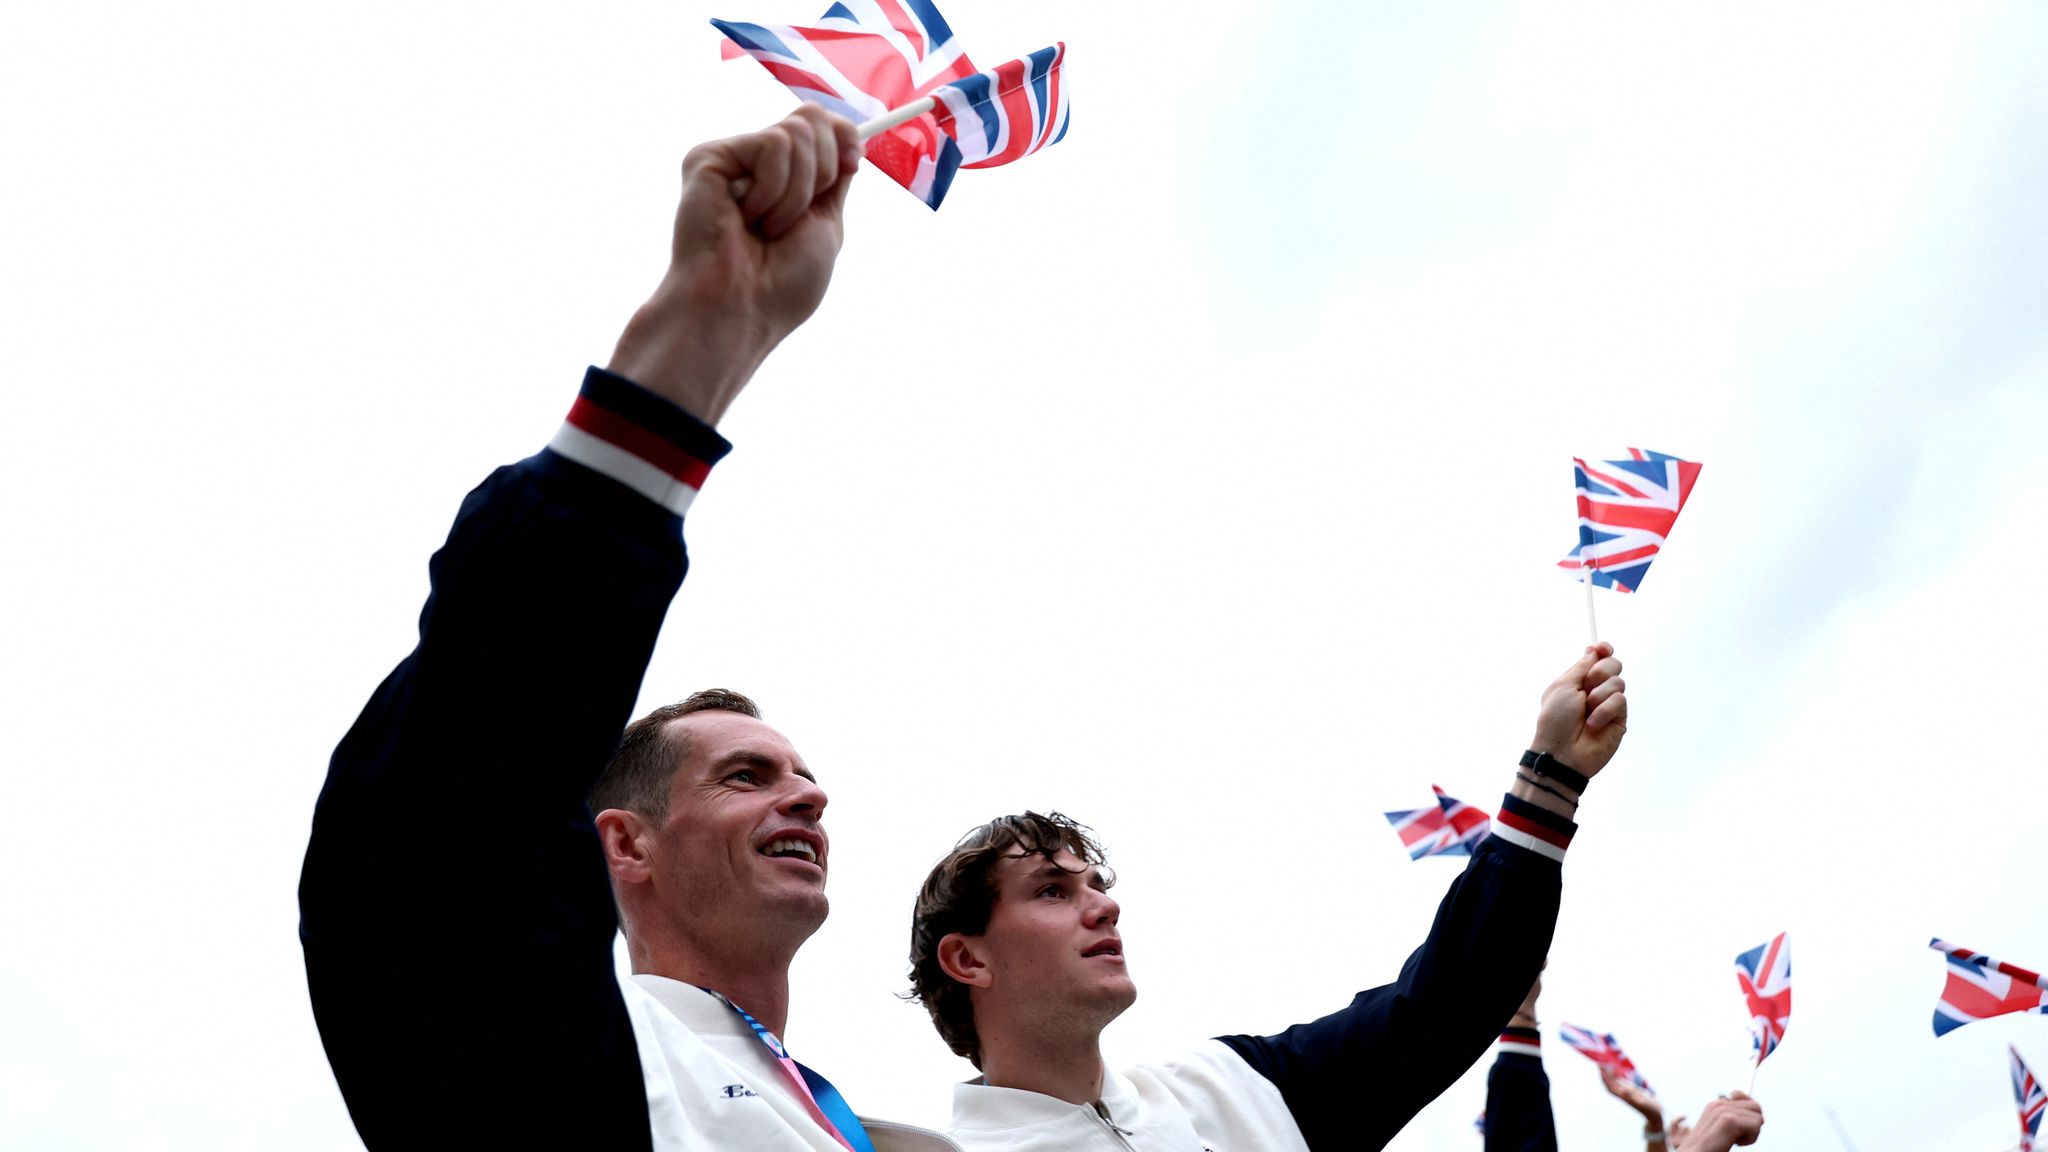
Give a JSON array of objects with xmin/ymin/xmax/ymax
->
[
  {"xmin": 299, "ymin": 369, "xmax": 728, "ymax": 1150},
  {"xmin": 1217, "ymin": 829, "xmax": 1564, "ymax": 1151},
  {"xmin": 1483, "ymin": 1029, "xmax": 1558, "ymax": 1152}
]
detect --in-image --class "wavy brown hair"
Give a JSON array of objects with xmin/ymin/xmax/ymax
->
[{"xmin": 906, "ymin": 812, "xmax": 1112, "ymax": 1066}]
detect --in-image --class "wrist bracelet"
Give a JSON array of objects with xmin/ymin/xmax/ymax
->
[
  {"xmin": 1520, "ymin": 749, "xmax": 1589, "ymax": 793},
  {"xmin": 1515, "ymin": 771, "xmax": 1579, "ymax": 807},
  {"xmin": 1644, "ymin": 1130, "xmax": 1666, "ymax": 1143}
]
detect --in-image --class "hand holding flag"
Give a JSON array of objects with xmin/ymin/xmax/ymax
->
[
  {"xmin": 714, "ymin": 1, "xmax": 1070, "ymax": 209},
  {"xmin": 1528, "ymin": 642, "xmax": 1628, "ymax": 781},
  {"xmin": 608, "ymin": 105, "xmax": 862, "ymax": 424}
]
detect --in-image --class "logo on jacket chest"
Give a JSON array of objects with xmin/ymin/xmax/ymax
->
[{"xmin": 718, "ymin": 1083, "xmax": 760, "ymax": 1099}]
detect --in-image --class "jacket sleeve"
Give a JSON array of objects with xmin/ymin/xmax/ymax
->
[
  {"xmin": 297, "ymin": 367, "xmax": 730, "ymax": 1151},
  {"xmin": 1483, "ymin": 1029, "xmax": 1557, "ymax": 1152},
  {"xmin": 1214, "ymin": 793, "xmax": 1575, "ymax": 1151}
]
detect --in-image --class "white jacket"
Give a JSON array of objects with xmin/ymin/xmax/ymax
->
[
  {"xmin": 947, "ymin": 1041, "xmax": 1309, "ymax": 1152},
  {"xmin": 623, "ymin": 975, "xmax": 961, "ymax": 1152}
]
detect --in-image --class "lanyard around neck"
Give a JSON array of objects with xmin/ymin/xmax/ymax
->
[{"xmin": 701, "ymin": 988, "xmax": 878, "ymax": 1152}]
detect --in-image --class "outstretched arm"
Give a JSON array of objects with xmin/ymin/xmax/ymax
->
[
  {"xmin": 298, "ymin": 108, "xmax": 861, "ymax": 1150},
  {"xmin": 1218, "ymin": 645, "xmax": 1628, "ymax": 1151}
]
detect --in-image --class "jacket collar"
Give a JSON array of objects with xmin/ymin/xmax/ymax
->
[
  {"xmin": 626, "ymin": 974, "xmax": 760, "ymax": 1038},
  {"xmin": 949, "ymin": 1065, "xmax": 1140, "ymax": 1132}
]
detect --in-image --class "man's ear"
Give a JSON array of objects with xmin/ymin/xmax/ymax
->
[
  {"xmin": 594, "ymin": 808, "xmax": 653, "ymax": 884},
  {"xmin": 936, "ymin": 933, "xmax": 994, "ymax": 989}
]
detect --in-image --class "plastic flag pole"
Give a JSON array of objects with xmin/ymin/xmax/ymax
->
[
  {"xmin": 1746, "ymin": 1055, "xmax": 1759, "ymax": 1097},
  {"xmin": 1583, "ymin": 556, "xmax": 1599, "ymax": 645},
  {"xmin": 729, "ymin": 98, "xmax": 937, "ymax": 200}
]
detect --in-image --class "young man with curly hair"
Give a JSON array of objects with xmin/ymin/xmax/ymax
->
[{"xmin": 907, "ymin": 646, "xmax": 1627, "ymax": 1151}]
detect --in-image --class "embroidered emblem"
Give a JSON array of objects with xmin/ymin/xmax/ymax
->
[{"xmin": 719, "ymin": 1084, "xmax": 759, "ymax": 1099}]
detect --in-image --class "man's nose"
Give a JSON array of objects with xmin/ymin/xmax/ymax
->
[
  {"xmin": 778, "ymin": 775, "xmax": 828, "ymax": 818},
  {"xmin": 1085, "ymin": 891, "xmax": 1119, "ymax": 927}
]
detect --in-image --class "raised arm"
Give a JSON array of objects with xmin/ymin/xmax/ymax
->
[
  {"xmin": 1217, "ymin": 644, "xmax": 1627, "ymax": 1151},
  {"xmin": 297, "ymin": 107, "xmax": 861, "ymax": 1150}
]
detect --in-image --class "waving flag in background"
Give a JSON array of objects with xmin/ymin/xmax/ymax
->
[
  {"xmin": 2007, "ymin": 1041, "xmax": 2039, "ymax": 1147},
  {"xmin": 2017, "ymin": 1046, "xmax": 2046, "ymax": 1152},
  {"xmin": 1735, "ymin": 933, "xmax": 1793, "ymax": 1063},
  {"xmin": 1382, "ymin": 786, "xmax": 1490, "ymax": 860},
  {"xmin": 1559, "ymin": 1023, "xmax": 1653, "ymax": 1093},
  {"xmin": 714, "ymin": 1, "xmax": 1069, "ymax": 209},
  {"xmin": 1930, "ymin": 938, "xmax": 2048, "ymax": 1036},
  {"xmin": 1558, "ymin": 448, "xmax": 1702, "ymax": 593}
]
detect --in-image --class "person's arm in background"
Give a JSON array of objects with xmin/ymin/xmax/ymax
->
[
  {"xmin": 298, "ymin": 107, "xmax": 861, "ymax": 1151},
  {"xmin": 1219, "ymin": 644, "xmax": 1629, "ymax": 1150},
  {"xmin": 1602, "ymin": 1068, "xmax": 1667, "ymax": 1152},
  {"xmin": 1483, "ymin": 977, "xmax": 1555, "ymax": 1152}
]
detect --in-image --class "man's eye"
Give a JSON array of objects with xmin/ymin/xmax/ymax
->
[
  {"xmin": 1037, "ymin": 884, "xmax": 1066, "ymax": 899},
  {"xmin": 726, "ymin": 769, "xmax": 758, "ymax": 785}
]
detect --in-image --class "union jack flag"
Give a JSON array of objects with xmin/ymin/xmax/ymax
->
[
  {"xmin": 1930, "ymin": 938, "xmax": 2048, "ymax": 1037},
  {"xmin": 1558, "ymin": 1023, "xmax": 1652, "ymax": 1093},
  {"xmin": 2016, "ymin": 1045, "xmax": 2046, "ymax": 1152},
  {"xmin": 715, "ymin": 2, "xmax": 1068, "ymax": 209},
  {"xmin": 928, "ymin": 43, "xmax": 1071, "ymax": 169},
  {"xmin": 1383, "ymin": 786, "xmax": 1490, "ymax": 860},
  {"xmin": 1558, "ymin": 448, "xmax": 1702, "ymax": 594},
  {"xmin": 714, "ymin": 0, "xmax": 979, "ymax": 208},
  {"xmin": 1734, "ymin": 932, "xmax": 1792, "ymax": 1063}
]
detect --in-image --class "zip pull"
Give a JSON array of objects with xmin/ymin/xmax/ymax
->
[{"xmin": 1090, "ymin": 1100, "xmax": 1138, "ymax": 1149}]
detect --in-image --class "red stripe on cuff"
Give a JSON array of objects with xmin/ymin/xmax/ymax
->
[
  {"xmin": 1495, "ymin": 808, "xmax": 1572, "ymax": 851},
  {"xmin": 566, "ymin": 396, "xmax": 713, "ymax": 488}
]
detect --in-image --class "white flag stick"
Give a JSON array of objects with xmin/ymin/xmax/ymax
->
[
  {"xmin": 1583, "ymin": 556, "xmax": 1599, "ymax": 645},
  {"xmin": 1745, "ymin": 1055, "xmax": 1759, "ymax": 1096},
  {"xmin": 729, "ymin": 97, "xmax": 938, "ymax": 200},
  {"xmin": 856, "ymin": 95, "xmax": 935, "ymax": 141}
]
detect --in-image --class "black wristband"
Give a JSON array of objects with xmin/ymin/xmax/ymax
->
[
  {"xmin": 1516, "ymin": 771, "xmax": 1580, "ymax": 807},
  {"xmin": 1520, "ymin": 749, "xmax": 1590, "ymax": 793}
]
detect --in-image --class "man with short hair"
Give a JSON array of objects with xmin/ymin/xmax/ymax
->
[
  {"xmin": 300, "ymin": 106, "xmax": 952, "ymax": 1150},
  {"xmin": 908, "ymin": 646, "xmax": 1627, "ymax": 1151}
]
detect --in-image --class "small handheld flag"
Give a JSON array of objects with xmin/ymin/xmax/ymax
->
[
  {"xmin": 1558, "ymin": 1023, "xmax": 1653, "ymax": 1093},
  {"xmin": 713, "ymin": 1, "xmax": 1068, "ymax": 209},
  {"xmin": 1382, "ymin": 786, "xmax": 1489, "ymax": 861},
  {"xmin": 1559, "ymin": 447, "xmax": 1700, "ymax": 641},
  {"xmin": 1735, "ymin": 932, "xmax": 1792, "ymax": 1070},
  {"xmin": 2016, "ymin": 1045, "xmax": 2045, "ymax": 1152},
  {"xmin": 1930, "ymin": 938, "xmax": 2048, "ymax": 1036}
]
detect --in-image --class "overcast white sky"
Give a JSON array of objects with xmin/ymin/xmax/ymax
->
[{"xmin": 4, "ymin": 2, "xmax": 2045, "ymax": 1149}]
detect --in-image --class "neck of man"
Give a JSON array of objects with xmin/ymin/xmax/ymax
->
[
  {"xmin": 629, "ymin": 922, "xmax": 805, "ymax": 1037},
  {"xmin": 974, "ymin": 1021, "xmax": 1109, "ymax": 1106}
]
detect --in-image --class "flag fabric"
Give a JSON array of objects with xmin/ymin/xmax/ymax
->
[
  {"xmin": 2016, "ymin": 1045, "xmax": 2046, "ymax": 1152},
  {"xmin": 1558, "ymin": 448, "xmax": 1702, "ymax": 594},
  {"xmin": 927, "ymin": 43, "xmax": 1071, "ymax": 169},
  {"xmin": 1383, "ymin": 786, "xmax": 1491, "ymax": 860},
  {"xmin": 1558, "ymin": 1023, "xmax": 1652, "ymax": 1093},
  {"xmin": 714, "ymin": 1, "xmax": 1069, "ymax": 209},
  {"xmin": 1930, "ymin": 938, "xmax": 2048, "ymax": 1037},
  {"xmin": 1735, "ymin": 932, "xmax": 1792, "ymax": 1063},
  {"xmin": 713, "ymin": 0, "xmax": 979, "ymax": 208}
]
